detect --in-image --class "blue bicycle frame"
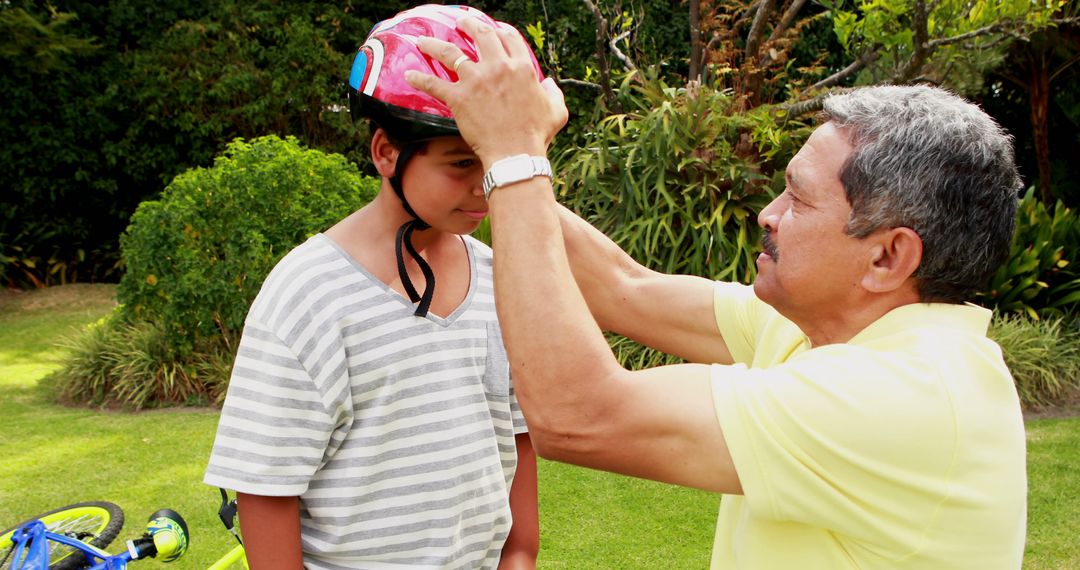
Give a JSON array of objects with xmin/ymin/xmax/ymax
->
[{"xmin": 6, "ymin": 516, "xmax": 179, "ymax": 570}]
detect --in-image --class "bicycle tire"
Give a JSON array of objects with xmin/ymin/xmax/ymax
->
[{"xmin": 0, "ymin": 501, "xmax": 124, "ymax": 570}]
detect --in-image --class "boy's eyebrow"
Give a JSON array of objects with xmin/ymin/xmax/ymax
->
[{"xmin": 440, "ymin": 148, "xmax": 479, "ymax": 158}]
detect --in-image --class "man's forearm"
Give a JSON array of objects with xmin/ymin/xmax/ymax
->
[
  {"xmin": 556, "ymin": 202, "xmax": 732, "ymax": 364},
  {"xmin": 556, "ymin": 203, "xmax": 647, "ymax": 331},
  {"xmin": 489, "ymin": 181, "xmax": 623, "ymax": 447}
]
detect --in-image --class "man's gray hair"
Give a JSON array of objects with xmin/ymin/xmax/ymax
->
[{"xmin": 823, "ymin": 85, "xmax": 1022, "ymax": 303}]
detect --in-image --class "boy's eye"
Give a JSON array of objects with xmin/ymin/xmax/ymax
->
[{"xmin": 452, "ymin": 158, "xmax": 477, "ymax": 168}]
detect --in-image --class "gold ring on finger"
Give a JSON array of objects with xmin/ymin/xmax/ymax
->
[{"xmin": 452, "ymin": 54, "xmax": 470, "ymax": 73}]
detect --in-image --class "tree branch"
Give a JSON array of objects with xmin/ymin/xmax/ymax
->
[
  {"xmin": 745, "ymin": 0, "xmax": 776, "ymax": 59},
  {"xmin": 778, "ymin": 88, "xmax": 852, "ymax": 119},
  {"xmin": 759, "ymin": 0, "xmax": 810, "ymax": 69},
  {"xmin": 925, "ymin": 19, "xmax": 1027, "ymax": 49},
  {"xmin": 610, "ymin": 30, "xmax": 638, "ymax": 71},
  {"xmin": 897, "ymin": 0, "xmax": 931, "ymax": 82},
  {"xmin": 810, "ymin": 49, "xmax": 880, "ymax": 90},
  {"xmin": 581, "ymin": 0, "xmax": 618, "ymax": 109},
  {"xmin": 1050, "ymin": 53, "xmax": 1080, "ymax": 82},
  {"xmin": 557, "ymin": 77, "xmax": 602, "ymax": 91},
  {"xmin": 767, "ymin": 0, "xmax": 809, "ymax": 45}
]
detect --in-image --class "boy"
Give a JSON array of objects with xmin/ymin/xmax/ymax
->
[{"xmin": 204, "ymin": 6, "xmax": 543, "ymax": 569}]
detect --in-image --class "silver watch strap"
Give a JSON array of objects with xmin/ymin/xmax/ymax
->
[{"xmin": 482, "ymin": 155, "xmax": 553, "ymax": 199}]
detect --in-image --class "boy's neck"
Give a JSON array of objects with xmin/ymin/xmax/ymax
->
[{"xmin": 326, "ymin": 192, "xmax": 454, "ymax": 256}]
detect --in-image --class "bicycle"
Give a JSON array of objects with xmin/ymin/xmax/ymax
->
[{"xmin": 0, "ymin": 490, "xmax": 247, "ymax": 570}]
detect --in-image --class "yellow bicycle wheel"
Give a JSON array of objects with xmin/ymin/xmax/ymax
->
[{"xmin": 0, "ymin": 502, "xmax": 123, "ymax": 570}]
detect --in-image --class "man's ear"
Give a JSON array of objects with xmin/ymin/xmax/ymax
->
[
  {"xmin": 862, "ymin": 227, "xmax": 923, "ymax": 293},
  {"xmin": 370, "ymin": 128, "xmax": 399, "ymax": 178}
]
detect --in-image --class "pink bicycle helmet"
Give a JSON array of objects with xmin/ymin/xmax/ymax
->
[
  {"xmin": 348, "ymin": 4, "xmax": 544, "ymax": 142},
  {"xmin": 347, "ymin": 5, "xmax": 545, "ymax": 318}
]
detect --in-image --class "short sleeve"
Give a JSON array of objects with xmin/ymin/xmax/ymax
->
[
  {"xmin": 713, "ymin": 281, "xmax": 765, "ymax": 364},
  {"xmin": 204, "ymin": 319, "xmax": 336, "ymax": 496}
]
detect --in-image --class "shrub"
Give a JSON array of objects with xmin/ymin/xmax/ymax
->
[
  {"xmin": 979, "ymin": 188, "xmax": 1080, "ymax": 319},
  {"xmin": 117, "ymin": 135, "xmax": 378, "ymax": 355},
  {"xmin": 53, "ymin": 314, "xmax": 233, "ymax": 409},
  {"xmin": 990, "ymin": 313, "xmax": 1080, "ymax": 410},
  {"xmin": 55, "ymin": 135, "xmax": 378, "ymax": 408},
  {"xmin": 557, "ymin": 71, "xmax": 811, "ymax": 283}
]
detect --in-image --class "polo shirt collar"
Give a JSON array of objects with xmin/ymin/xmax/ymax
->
[{"xmin": 847, "ymin": 302, "xmax": 992, "ymax": 346}]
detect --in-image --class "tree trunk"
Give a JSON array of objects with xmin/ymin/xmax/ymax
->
[
  {"xmin": 582, "ymin": 0, "xmax": 618, "ymax": 110},
  {"xmin": 1029, "ymin": 54, "xmax": 1053, "ymax": 205},
  {"xmin": 689, "ymin": 0, "xmax": 702, "ymax": 83}
]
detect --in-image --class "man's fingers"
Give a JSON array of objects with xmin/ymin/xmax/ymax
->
[
  {"xmin": 541, "ymin": 77, "xmax": 565, "ymax": 107},
  {"xmin": 404, "ymin": 68, "xmax": 453, "ymax": 103},
  {"xmin": 540, "ymin": 77, "xmax": 569, "ymax": 145},
  {"xmin": 497, "ymin": 26, "xmax": 530, "ymax": 61},
  {"xmin": 415, "ymin": 37, "xmax": 465, "ymax": 73},
  {"xmin": 409, "ymin": 36, "xmax": 467, "ymax": 101},
  {"xmin": 458, "ymin": 16, "xmax": 505, "ymax": 60}
]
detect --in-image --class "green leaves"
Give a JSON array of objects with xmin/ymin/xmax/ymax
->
[
  {"xmin": 558, "ymin": 72, "xmax": 809, "ymax": 284},
  {"xmin": 978, "ymin": 188, "xmax": 1080, "ymax": 318},
  {"xmin": 54, "ymin": 135, "xmax": 378, "ymax": 407},
  {"xmin": 822, "ymin": 0, "xmax": 1063, "ymax": 91},
  {"xmin": 117, "ymin": 135, "xmax": 378, "ymax": 356}
]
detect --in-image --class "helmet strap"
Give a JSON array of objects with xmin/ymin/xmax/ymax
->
[{"xmin": 390, "ymin": 142, "xmax": 435, "ymax": 317}]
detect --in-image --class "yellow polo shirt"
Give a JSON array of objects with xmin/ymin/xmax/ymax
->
[{"xmin": 710, "ymin": 282, "xmax": 1026, "ymax": 569}]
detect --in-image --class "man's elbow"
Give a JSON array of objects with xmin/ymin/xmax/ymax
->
[
  {"xmin": 520, "ymin": 405, "xmax": 613, "ymax": 465},
  {"xmin": 510, "ymin": 353, "xmax": 625, "ymax": 464}
]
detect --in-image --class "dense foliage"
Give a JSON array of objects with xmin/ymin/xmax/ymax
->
[
  {"xmin": 979, "ymin": 188, "xmax": 1080, "ymax": 319},
  {"xmin": 118, "ymin": 135, "xmax": 378, "ymax": 354},
  {"xmin": 0, "ymin": 0, "xmax": 393, "ymax": 288},
  {"xmin": 11, "ymin": 0, "xmax": 1079, "ymax": 409},
  {"xmin": 558, "ymin": 73, "xmax": 812, "ymax": 283},
  {"xmin": 54, "ymin": 136, "xmax": 378, "ymax": 407},
  {"xmin": 3, "ymin": 0, "xmax": 1076, "ymax": 290}
]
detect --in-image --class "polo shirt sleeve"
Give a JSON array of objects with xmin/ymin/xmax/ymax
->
[
  {"xmin": 712, "ymin": 281, "xmax": 767, "ymax": 364},
  {"xmin": 204, "ymin": 318, "xmax": 338, "ymax": 497},
  {"xmin": 711, "ymin": 347, "xmax": 959, "ymax": 541}
]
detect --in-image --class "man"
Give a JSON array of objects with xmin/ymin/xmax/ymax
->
[{"xmin": 406, "ymin": 16, "xmax": 1027, "ymax": 569}]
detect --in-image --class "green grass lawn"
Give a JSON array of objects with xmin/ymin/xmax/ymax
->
[{"xmin": 1, "ymin": 285, "xmax": 1077, "ymax": 568}]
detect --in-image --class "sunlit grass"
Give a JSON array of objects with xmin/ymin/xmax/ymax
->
[
  {"xmin": 0, "ymin": 285, "xmax": 238, "ymax": 569},
  {"xmin": 1024, "ymin": 417, "xmax": 1080, "ymax": 568},
  {"xmin": 2, "ymin": 285, "xmax": 1079, "ymax": 569}
]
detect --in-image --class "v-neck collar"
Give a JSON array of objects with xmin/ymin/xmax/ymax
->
[{"xmin": 316, "ymin": 233, "xmax": 477, "ymax": 326}]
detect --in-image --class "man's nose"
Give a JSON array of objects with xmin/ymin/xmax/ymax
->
[{"xmin": 757, "ymin": 200, "xmax": 781, "ymax": 232}]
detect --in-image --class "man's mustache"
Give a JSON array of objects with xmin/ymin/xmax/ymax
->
[{"xmin": 762, "ymin": 233, "xmax": 779, "ymax": 260}]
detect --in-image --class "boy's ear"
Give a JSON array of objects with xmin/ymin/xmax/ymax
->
[{"xmin": 370, "ymin": 128, "xmax": 399, "ymax": 178}]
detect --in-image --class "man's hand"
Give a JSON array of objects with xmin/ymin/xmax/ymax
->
[{"xmin": 405, "ymin": 16, "xmax": 568, "ymax": 167}]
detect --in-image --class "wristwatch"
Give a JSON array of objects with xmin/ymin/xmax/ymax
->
[{"xmin": 482, "ymin": 154, "xmax": 553, "ymax": 200}]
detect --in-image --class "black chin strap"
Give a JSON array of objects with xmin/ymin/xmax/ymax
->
[{"xmin": 390, "ymin": 143, "xmax": 435, "ymax": 317}]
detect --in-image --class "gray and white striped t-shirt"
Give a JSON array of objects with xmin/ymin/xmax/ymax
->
[{"xmin": 205, "ymin": 233, "xmax": 526, "ymax": 570}]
